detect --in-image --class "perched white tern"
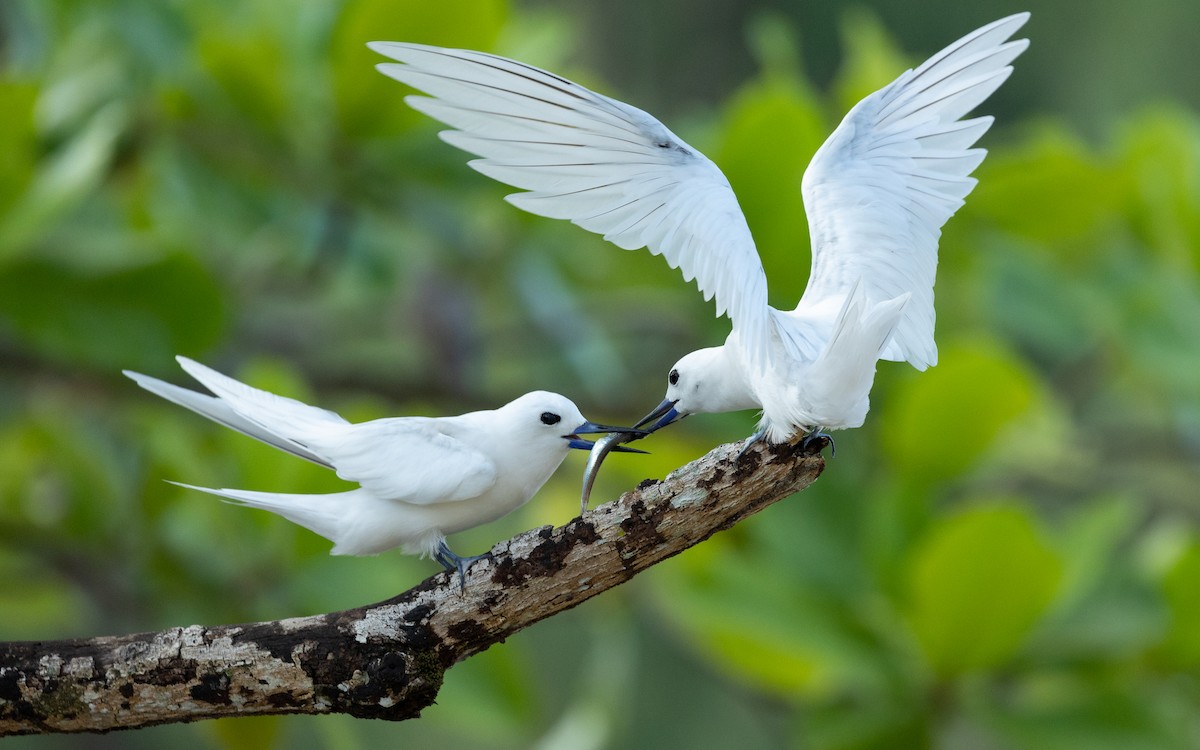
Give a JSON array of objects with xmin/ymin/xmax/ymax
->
[{"xmin": 125, "ymin": 357, "xmax": 643, "ymax": 583}]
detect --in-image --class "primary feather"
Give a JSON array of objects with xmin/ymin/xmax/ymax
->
[
  {"xmin": 370, "ymin": 41, "xmax": 772, "ymax": 368},
  {"xmin": 799, "ymin": 13, "xmax": 1030, "ymax": 370}
]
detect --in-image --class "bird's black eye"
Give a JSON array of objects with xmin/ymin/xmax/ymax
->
[
  {"xmin": 668, "ymin": 369, "xmax": 680, "ymax": 386},
  {"xmin": 540, "ymin": 411, "xmax": 561, "ymax": 426}
]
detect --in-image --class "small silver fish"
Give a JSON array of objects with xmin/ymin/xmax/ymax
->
[{"xmin": 580, "ymin": 431, "xmax": 647, "ymax": 515}]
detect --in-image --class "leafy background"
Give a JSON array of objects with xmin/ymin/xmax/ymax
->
[{"xmin": 2, "ymin": 0, "xmax": 1199, "ymax": 748}]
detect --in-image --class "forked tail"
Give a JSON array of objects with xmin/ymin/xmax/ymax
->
[{"xmin": 170, "ymin": 482, "xmax": 362, "ymax": 551}]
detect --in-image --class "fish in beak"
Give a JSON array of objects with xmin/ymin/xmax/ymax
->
[
  {"xmin": 579, "ymin": 399, "xmax": 686, "ymax": 514},
  {"xmin": 566, "ymin": 420, "xmax": 651, "ymax": 452}
]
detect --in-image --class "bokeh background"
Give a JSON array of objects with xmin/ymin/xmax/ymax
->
[{"xmin": 3, "ymin": 0, "xmax": 1199, "ymax": 747}]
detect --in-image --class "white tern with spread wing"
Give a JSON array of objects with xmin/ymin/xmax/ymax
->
[
  {"xmin": 125, "ymin": 357, "xmax": 640, "ymax": 581},
  {"xmin": 369, "ymin": 13, "xmax": 1029, "ymax": 449}
]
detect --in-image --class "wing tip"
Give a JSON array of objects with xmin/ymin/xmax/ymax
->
[
  {"xmin": 983, "ymin": 12, "xmax": 1031, "ymax": 38},
  {"xmin": 367, "ymin": 41, "xmax": 448, "ymax": 59},
  {"xmin": 1007, "ymin": 37, "xmax": 1031, "ymax": 56},
  {"xmin": 175, "ymin": 354, "xmax": 207, "ymax": 379},
  {"xmin": 1005, "ymin": 11, "xmax": 1032, "ymax": 28},
  {"xmin": 124, "ymin": 367, "xmax": 174, "ymax": 392}
]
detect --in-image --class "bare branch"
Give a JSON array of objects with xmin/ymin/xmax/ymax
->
[{"xmin": 0, "ymin": 437, "xmax": 825, "ymax": 736}]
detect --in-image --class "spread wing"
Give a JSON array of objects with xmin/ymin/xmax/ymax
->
[
  {"xmin": 369, "ymin": 41, "xmax": 771, "ymax": 364},
  {"xmin": 797, "ymin": 13, "xmax": 1029, "ymax": 370}
]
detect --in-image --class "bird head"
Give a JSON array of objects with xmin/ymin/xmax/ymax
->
[
  {"xmin": 506, "ymin": 392, "xmax": 647, "ymax": 453},
  {"xmin": 636, "ymin": 346, "xmax": 757, "ymax": 433}
]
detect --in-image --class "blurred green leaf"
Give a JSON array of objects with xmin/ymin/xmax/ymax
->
[
  {"xmin": 986, "ymin": 676, "xmax": 1186, "ymax": 750},
  {"xmin": 1156, "ymin": 540, "xmax": 1200, "ymax": 668},
  {"xmin": 0, "ymin": 101, "xmax": 127, "ymax": 256},
  {"xmin": 804, "ymin": 698, "xmax": 929, "ymax": 750},
  {"xmin": 1023, "ymin": 498, "xmax": 1165, "ymax": 664},
  {"xmin": 0, "ymin": 253, "xmax": 225, "ymax": 372},
  {"xmin": 970, "ymin": 125, "xmax": 1129, "ymax": 250},
  {"xmin": 882, "ymin": 340, "xmax": 1036, "ymax": 487},
  {"xmin": 714, "ymin": 52, "xmax": 825, "ymax": 309},
  {"xmin": 0, "ymin": 548, "xmax": 86, "ymax": 640},
  {"xmin": 906, "ymin": 504, "xmax": 1062, "ymax": 675},
  {"xmin": 0, "ymin": 80, "xmax": 38, "ymax": 217},
  {"xmin": 1, "ymin": 394, "xmax": 135, "ymax": 535},
  {"xmin": 977, "ymin": 242, "xmax": 1110, "ymax": 367},
  {"xmin": 832, "ymin": 8, "xmax": 909, "ymax": 113},
  {"xmin": 334, "ymin": 0, "xmax": 508, "ymax": 139},
  {"xmin": 1117, "ymin": 107, "xmax": 1200, "ymax": 273},
  {"xmin": 434, "ymin": 638, "xmax": 537, "ymax": 744},
  {"xmin": 195, "ymin": 34, "xmax": 292, "ymax": 136},
  {"xmin": 647, "ymin": 518, "xmax": 898, "ymax": 703},
  {"xmin": 208, "ymin": 715, "xmax": 283, "ymax": 750},
  {"xmin": 1054, "ymin": 495, "xmax": 1140, "ymax": 612},
  {"xmin": 657, "ymin": 568, "xmax": 841, "ymax": 696}
]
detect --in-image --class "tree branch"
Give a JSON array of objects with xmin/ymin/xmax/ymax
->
[{"xmin": 0, "ymin": 437, "xmax": 825, "ymax": 736}]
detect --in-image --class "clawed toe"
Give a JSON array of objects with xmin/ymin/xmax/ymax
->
[
  {"xmin": 736, "ymin": 428, "xmax": 768, "ymax": 461},
  {"xmin": 801, "ymin": 430, "xmax": 836, "ymax": 457},
  {"xmin": 435, "ymin": 541, "xmax": 489, "ymax": 592}
]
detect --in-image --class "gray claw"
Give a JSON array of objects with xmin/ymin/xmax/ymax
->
[
  {"xmin": 801, "ymin": 429, "xmax": 835, "ymax": 457},
  {"xmin": 434, "ymin": 540, "xmax": 488, "ymax": 593},
  {"xmin": 736, "ymin": 428, "xmax": 768, "ymax": 461}
]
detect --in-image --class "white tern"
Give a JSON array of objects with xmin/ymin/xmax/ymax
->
[
  {"xmin": 368, "ymin": 14, "xmax": 1029, "ymax": 453},
  {"xmin": 125, "ymin": 356, "xmax": 643, "ymax": 583}
]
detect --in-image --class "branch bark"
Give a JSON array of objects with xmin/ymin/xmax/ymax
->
[{"xmin": 0, "ymin": 437, "xmax": 825, "ymax": 736}]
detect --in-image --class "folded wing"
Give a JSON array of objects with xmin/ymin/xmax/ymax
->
[
  {"xmin": 131, "ymin": 357, "xmax": 497, "ymax": 505},
  {"xmin": 304, "ymin": 418, "xmax": 499, "ymax": 506}
]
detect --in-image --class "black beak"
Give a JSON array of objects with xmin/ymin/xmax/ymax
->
[
  {"xmin": 567, "ymin": 421, "xmax": 650, "ymax": 453},
  {"xmin": 634, "ymin": 398, "xmax": 683, "ymax": 432}
]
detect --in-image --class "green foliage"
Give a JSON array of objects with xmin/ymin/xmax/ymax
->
[
  {"xmin": 906, "ymin": 504, "xmax": 1062, "ymax": 675},
  {"xmin": 883, "ymin": 340, "xmax": 1038, "ymax": 488},
  {"xmin": 831, "ymin": 8, "xmax": 911, "ymax": 113},
  {"xmin": 0, "ymin": 255, "xmax": 225, "ymax": 372},
  {"xmin": 1158, "ymin": 540, "xmax": 1200, "ymax": 668},
  {"xmin": 716, "ymin": 17, "xmax": 825, "ymax": 304},
  {"xmin": 971, "ymin": 125, "xmax": 1130, "ymax": 247},
  {"xmin": 334, "ymin": 0, "xmax": 508, "ymax": 138},
  {"xmin": 0, "ymin": 81, "xmax": 37, "ymax": 216},
  {"xmin": 2, "ymin": 3, "xmax": 1199, "ymax": 750}
]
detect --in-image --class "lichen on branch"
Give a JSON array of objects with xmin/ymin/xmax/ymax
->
[{"xmin": 0, "ymin": 437, "xmax": 825, "ymax": 736}]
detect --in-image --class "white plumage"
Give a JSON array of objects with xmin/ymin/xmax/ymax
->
[
  {"xmin": 369, "ymin": 13, "xmax": 1029, "ymax": 442},
  {"xmin": 126, "ymin": 357, "xmax": 633, "ymax": 574}
]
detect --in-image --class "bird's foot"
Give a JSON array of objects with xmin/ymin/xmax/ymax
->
[
  {"xmin": 434, "ymin": 541, "xmax": 489, "ymax": 592},
  {"xmin": 801, "ymin": 429, "xmax": 836, "ymax": 457},
  {"xmin": 736, "ymin": 428, "xmax": 769, "ymax": 461}
]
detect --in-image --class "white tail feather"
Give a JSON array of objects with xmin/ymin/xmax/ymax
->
[
  {"xmin": 123, "ymin": 369, "xmax": 333, "ymax": 468},
  {"xmin": 762, "ymin": 284, "xmax": 909, "ymax": 440},
  {"xmin": 169, "ymin": 482, "xmax": 355, "ymax": 551}
]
